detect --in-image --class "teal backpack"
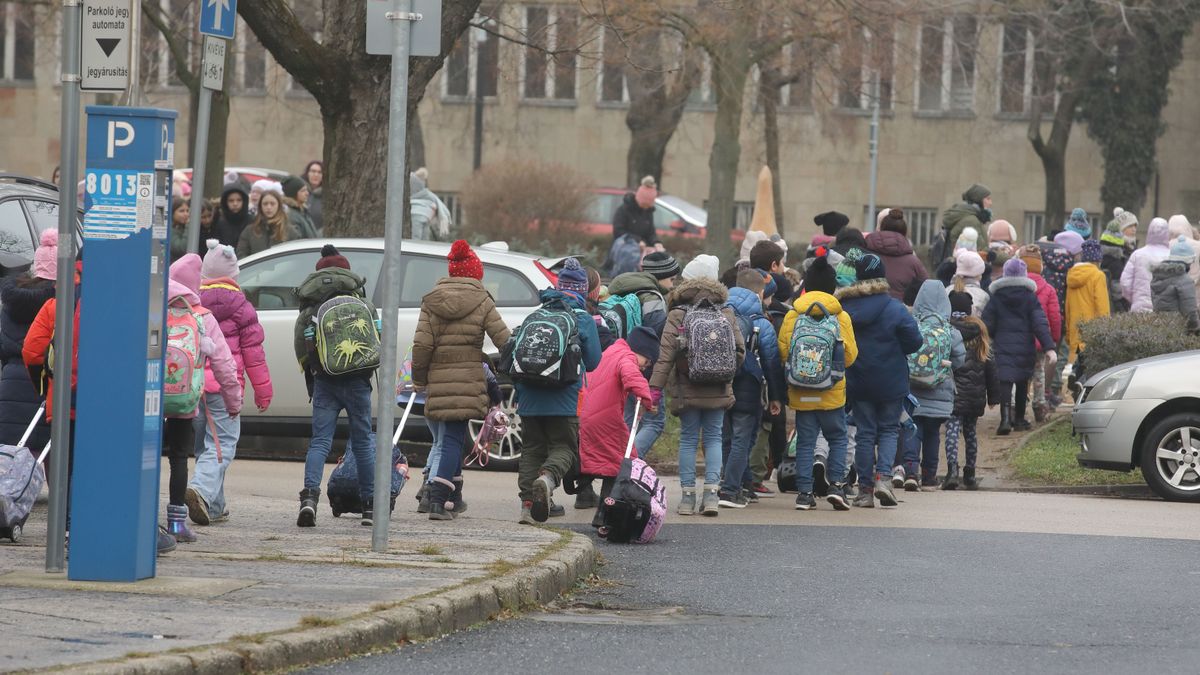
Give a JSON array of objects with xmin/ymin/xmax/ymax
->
[{"xmin": 907, "ymin": 312, "xmax": 954, "ymax": 388}]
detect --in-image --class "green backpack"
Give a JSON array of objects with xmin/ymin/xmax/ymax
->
[
  {"xmin": 313, "ymin": 295, "xmax": 381, "ymax": 376},
  {"xmin": 907, "ymin": 312, "xmax": 954, "ymax": 388}
]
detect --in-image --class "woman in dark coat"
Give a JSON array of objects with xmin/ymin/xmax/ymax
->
[
  {"xmin": 866, "ymin": 209, "xmax": 928, "ymax": 301},
  {"xmin": 0, "ymin": 237, "xmax": 57, "ymax": 449},
  {"xmin": 982, "ymin": 258, "xmax": 1057, "ymax": 437}
]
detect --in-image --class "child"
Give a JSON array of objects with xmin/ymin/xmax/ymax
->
[
  {"xmin": 185, "ymin": 240, "xmax": 273, "ymax": 526},
  {"xmin": 982, "ymin": 258, "xmax": 1057, "ymax": 435},
  {"xmin": 573, "ymin": 266, "xmax": 615, "ymax": 511},
  {"xmin": 944, "ymin": 291, "xmax": 999, "ymax": 489},
  {"xmin": 902, "ymin": 280, "xmax": 965, "ymax": 490},
  {"xmin": 1121, "ymin": 217, "xmax": 1171, "ymax": 313},
  {"xmin": 719, "ymin": 268, "xmax": 786, "ymax": 508},
  {"xmin": 1065, "ymin": 240, "xmax": 1112, "ymax": 364},
  {"xmin": 165, "ymin": 254, "xmax": 243, "ymax": 542},
  {"xmin": 1099, "ymin": 209, "xmax": 1138, "ymax": 313},
  {"xmin": 1017, "ymin": 245, "xmax": 1062, "ymax": 422},
  {"xmin": 1151, "ymin": 236, "xmax": 1200, "ymax": 334},
  {"xmin": 950, "ymin": 247, "xmax": 990, "ymax": 317},
  {"xmin": 649, "ymin": 260, "xmax": 745, "ymax": 516},
  {"xmin": 779, "ymin": 253, "xmax": 858, "ymax": 510},
  {"xmin": 578, "ymin": 326, "xmax": 657, "ymax": 527}
]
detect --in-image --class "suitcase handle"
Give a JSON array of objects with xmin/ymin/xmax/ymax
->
[
  {"xmin": 17, "ymin": 403, "xmax": 45, "ymax": 450},
  {"xmin": 624, "ymin": 399, "xmax": 641, "ymax": 460},
  {"xmin": 392, "ymin": 394, "xmax": 417, "ymax": 447}
]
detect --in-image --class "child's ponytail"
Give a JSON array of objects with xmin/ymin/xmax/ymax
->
[{"xmin": 960, "ymin": 315, "xmax": 991, "ymax": 362}]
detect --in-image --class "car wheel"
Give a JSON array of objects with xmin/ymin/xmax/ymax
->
[
  {"xmin": 466, "ymin": 385, "xmax": 522, "ymax": 472},
  {"xmin": 1140, "ymin": 413, "xmax": 1200, "ymax": 502}
]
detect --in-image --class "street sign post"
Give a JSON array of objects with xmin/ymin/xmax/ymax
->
[
  {"xmin": 201, "ymin": 36, "xmax": 226, "ymax": 91},
  {"xmin": 367, "ymin": 0, "xmax": 442, "ymax": 57},
  {"xmin": 80, "ymin": 0, "xmax": 132, "ymax": 92},
  {"xmin": 199, "ymin": 0, "xmax": 237, "ymax": 39},
  {"xmin": 186, "ymin": 34, "xmax": 226, "ymax": 253},
  {"xmin": 72, "ymin": 107, "xmax": 176, "ymax": 582}
]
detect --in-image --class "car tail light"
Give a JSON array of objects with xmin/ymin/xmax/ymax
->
[{"xmin": 535, "ymin": 261, "xmax": 557, "ymax": 286}]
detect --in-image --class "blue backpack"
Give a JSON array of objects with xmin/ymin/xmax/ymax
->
[
  {"xmin": 599, "ymin": 293, "xmax": 643, "ymax": 339},
  {"xmin": 907, "ymin": 312, "xmax": 954, "ymax": 388},
  {"xmin": 785, "ymin": 302, "xmax": 845, "ymax": 390}
]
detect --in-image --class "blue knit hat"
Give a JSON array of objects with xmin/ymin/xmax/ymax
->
[
  {"xmin": 1169, "ymin": 235, "xmax": 1196, "ymax": 264},
  {"xmin": 855, "ymin": 252, "xmax": 887, "ymax": 281},
  {"xmin": 556, "ymin": 257, "xmax": 589, "ymax": 294},
  {"xmin": 626, "ymin": 325, "xmax": 661, "ymax": 363},
  {"xmin": 1066, "ymin": 208, "xmax": 1092, "ymax": 239}
]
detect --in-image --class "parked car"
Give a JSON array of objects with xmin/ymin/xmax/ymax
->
[
  {"xmin": 0, "ymin": 174, "xmax": 81, "ymax": 280},
  {"xmin": 177, "ymin": 167, "xmax": 290, "ymax": 187},
  {"xmin": 238, "ymin": 238, "xmax": 563, "ymax": 470},
  {"xmin": 1072, "ymin": 350, "xmax": 1200, "ymax": 502},
  {"xmin": 582, "ymin": 188, "xmax": 746, "ymax": 245}
]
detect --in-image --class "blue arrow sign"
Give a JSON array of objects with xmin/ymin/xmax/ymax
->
[{"xmin": 199, "ymin": 0, "xmax": 236, "ymax": 39}]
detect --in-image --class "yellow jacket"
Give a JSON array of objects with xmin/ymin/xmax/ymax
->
[
  {"xmin": 778, "ymin": 291, "xmax": 858, "ymax": 411},
  {"xmin": 1065, "ymin": 262, "xmax": 1110, "ymax": 354}
]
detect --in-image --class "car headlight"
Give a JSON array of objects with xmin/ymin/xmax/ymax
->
[{"xmin": 1086, "ymin": 367, "xmax": 1135, "ymax": 402}]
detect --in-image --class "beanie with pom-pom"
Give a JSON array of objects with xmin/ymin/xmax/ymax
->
[
  {"xmin": 201, "ymin": 238, "xmax": 240, "ymax": 281},
  {"xmin": 315, "ymin": 243, "xmax": 351, "ymax": 271},
  {"xmin": 32, "ymin": 228, "xmax": 59, "ymax": 281},
  {"xmin": 555, "ymin": 257, "xmax": 589, "ymax": 295},
  {"xmin": 447, "ymin": 239, "xmax": 483, "ymax": 280},
  {"xmin": 803, "ymin": 247, "xmax": 838, "ymax": 295}
]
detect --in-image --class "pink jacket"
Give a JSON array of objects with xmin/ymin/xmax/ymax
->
[
  {"xmin": 578, "ymin": 340, "xmax": 653, "ymax": 478},
  {"xmin": 168, "ymin": 256, "xmax": 243, "ymax": 417},
  {"xmin": 1029, "ymin": 272, "xmax": 1062, "ymax": 348},
  {"xmin": 200, "ymin": 278, "xmax": 273, "ymax": 409},
  {"xmin": 1121, "ymin": 218, "xmax": 1171, "ymax": 313}
]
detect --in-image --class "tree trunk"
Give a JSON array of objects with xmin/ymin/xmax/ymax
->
[
  {"xmin": 239, "ymin": 0, "xmax": 481, "ymax": 236},
  {"xmin": 705, "ymin": 43, "xmax": 752, "ymax": 263},
  {"xmin": 624, "ymin": 32, "xmax": 699, "ymax": 189},
  {"xmin": 759, "ymin": 67, "xmax": 784, "ymax": 237},
  {"xmin": 1028, "ymin": 87, "xmax": 1079, "ymax": 233}
]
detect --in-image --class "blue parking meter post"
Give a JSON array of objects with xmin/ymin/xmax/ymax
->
[{"xmin": 69, "ymin": 106, "xmax": 176, "ymax": 582}]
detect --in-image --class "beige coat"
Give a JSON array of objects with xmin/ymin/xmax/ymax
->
[
  {"xmin": 411, "ymin": 277, "xmax": 511, "ymax": 421},
  {"xmin": 649, "ymin": 277, "xmax": 745, "ymax": 414}
]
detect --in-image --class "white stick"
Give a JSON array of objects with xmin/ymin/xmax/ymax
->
[
  {"xmin": 624, "ymin": 399, "xmax": 642, "ymax": 460},
  {"xmin": 393, "ymin": 393, "xmax": 418, "ymax": 447},
  {"xmin": 36, "ymin": 442, "xmax": 51, "ymax": 465},
  {"xmin": 18, "ymin": 404, "xmax": 45, "ymax": 450}
]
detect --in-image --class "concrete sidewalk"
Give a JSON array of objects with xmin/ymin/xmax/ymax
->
[{"xmin": 0, "ymin": 485, "xmax": 594, "ymax": 674}]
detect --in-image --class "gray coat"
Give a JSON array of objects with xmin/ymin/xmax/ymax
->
[
  {"xmin": 909, "ymin": 280, "xmax": 966, "ymax": 419},
  {"xmin": 1151, "ymin": 260, "xmax": 1200, "ymax": 333}
]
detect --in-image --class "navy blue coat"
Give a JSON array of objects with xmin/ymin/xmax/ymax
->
[
  {"xmin": 0, "ymin": 276, "xmax": 54, "ymax": 448},
  {"xmin": 836, "ymin": 278, "xmax": 924, "ymax": 403},
  {"xmin": 726, "ymin": 287, "xmax": 785, "ymax": 413},
  {"xmin": 982, "ymin": 276, "xmax": 1055, "ymax": 383}
]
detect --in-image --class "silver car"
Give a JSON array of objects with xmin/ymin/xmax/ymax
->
[
  {"xmin": 1072, "ymin": 350, "xmax": 1200, "ymax": 502},
  {"xmin": 236, "ymin": 238, "xmax": 562, "ymax": 469}
]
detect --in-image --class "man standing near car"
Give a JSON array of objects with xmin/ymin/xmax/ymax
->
[{"xmin": 607, "ymin": 176, "xmax": 664, "ymax": 277}]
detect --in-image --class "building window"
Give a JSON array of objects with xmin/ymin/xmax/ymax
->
[
  {"xmin": 781, "ymin": 41, "xmax": 813, "ymax": 110},
  {"xmin": 999, "ymin": 22, "xmax": 1055, "ymax": 115},
  {"xmin": 0, "ymin": 1, "xmax": 35, "ymax": 82},
  {"xmin": 288, "ymin": 0, "xmax": 323, "ymax": 93},
  {"xmin": 442, "ymin": 13, "xmax": 499, "ymax": 100},
  {"xmin": 521, "ymin": 5, "xmax": 577, "ymax": 101},
  {"xmin": 863, "ymin": 207, "xmax": 939, "ymax": 247},
  {"xmin": 140, "ymin": 0, "xmax": 197, "ymax": 89},
  {"xmin": 598, "ymin": 26, "xmax": 628, "ymax": 104},
  {"xmin": 839, "ymin": 24, "xmax": 894, "ymax": 110},
  {"xmin": 236, "ymin": 19, "xmax": 268, "ymax": 92},
  {"xmin": 687, "ymin": 53, "xmax": 714, "ymax": 108},
  {"xmin": 917, "ymin": 16, "xmax": 976, "ymax": 113}
]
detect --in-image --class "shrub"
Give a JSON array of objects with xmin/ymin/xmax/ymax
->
[{"xmin": 1077, "ymin": 312, "xmax": 1200, "ymax": 376}]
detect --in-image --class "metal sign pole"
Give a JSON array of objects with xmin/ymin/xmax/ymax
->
[
  {"xmin": 866, "ymin": 71, "xmax": 881, "ymax": 231},
  {"xmin": 48, "ymin": 0, "xmax": 83, "ymax": 574},
  {"xmin": 186, "ymin": 89, "xmax": 214, "ymax": 252},
  {"xmin": 372, "ymin": 0, "xmax": 415, "ymax": 552}
]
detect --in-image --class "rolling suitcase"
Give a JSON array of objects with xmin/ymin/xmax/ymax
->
[
  {"xmin": 0, "ymin": 405, "xmax": 51, "ymax": 543},
  {"xmin": 598, "ymin": 401, "xmax": 667, "ymax": 544},
  {"xmin": 327, "ymin": 395, "xmax": 413, "ymax": 516}
]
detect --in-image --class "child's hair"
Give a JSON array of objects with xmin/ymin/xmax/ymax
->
[
  {"xmin": 953, "ymin": 275, "xmax": 965, "ymax": 293},
  {"xmin": 960, "ymin": 315, "xmax": 991, "ymax": 362}
]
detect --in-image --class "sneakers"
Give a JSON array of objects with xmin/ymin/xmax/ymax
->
[
  {"xmin": 741, "ymin": 487, "xmax": 759, "ymax": 504},
  {"xmin": 156, "ymin": 526, "xmax": 176, "ymax": 555},
  {"xmin": 874, "ymin": 476, "xmax": 898, "ymax": 507},
  {"xmin": 531, "ymin": 473, "xmax": 555, "ymax": 523},
  {"xmin": 826, "ymin": 484, "xmax": 850, "ymax": 511},
  {"xmin": 677, "ymin": 488, "xmax": 697, "ymax": 515},
  {"xmin": 813, "ymin": 458, "xmax": 829, "ymax": 497},
  {"xmin": 942, "ymin": 465, "xmax": 960, "ymax": 491},
  {"xmin": 210, "ymin": 510, "xmax": 230, "ymax": 524},
  {"xmin": 751, "ymin": 482, "xmax": 776, "ymax": 498},
  {"xmin": 574, "ymin": 483, "xmax": 598, "ymax": 510},
  {"xmin": 903, "ymin": 475, "xmax": 919, "ymax": 492},
  {"xmin": 852, "ymin": 489, "xmax": 874, "ymax": 508},
  {"xmin": 718, "ymin": 490, "xmax": 748, "ymax": 508},
  {"xmin": 700, "ymin": 488, "xmax": 720, "ymax": 516},
  {"xmin": 549, "ymin": 500, "xmax": 566, "ymax": 518},
  {"xmin": 963, "ymin": 467, "xmax": 978, "ymax": 490},
  {"xmin": 519, "ymin": 501, "xmax": 537, "ymax": 525},
  {"xmin": 185, "ymin": 487, "xmax": 210, "ymax": 526},
  {"xmin": 794, "ymin": 492, "xmax": 816, "ymax": 511},
  {"xmin": 891, "ymin": 466, "xmax": 905, "ymax": 489}
]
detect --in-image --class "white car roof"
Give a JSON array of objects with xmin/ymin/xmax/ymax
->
[{"xmin": 240, "ymin": 238, "xmax": 563, "ymax": 269}]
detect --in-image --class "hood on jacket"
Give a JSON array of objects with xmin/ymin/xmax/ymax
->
[
  {"xmin": 793, "ymin": 290, "xmax": 844, "ymax": 317},
  {"xmin": 866, "ymin": 229, "xmax": 915, "ymax": 257},
  {"xmin": 220, "ymin": 183, "xmax": 252, "ymax": 226},
  {"xmin": 988, "ymin": 275, "xmax": 1037, "ymax": 299},
  {"xmin": 608, "ymin": 271, "xmax": 663, "ymax": 298},
  {"xmin": 668, "ymin": 276, "xmax": 728, "ymax": 308},
  {"xmin": 1168, "ymin": 215, "xmax": 1193, "ymax": 241},
  {"xmin": 912, "ymin": 279, "xmax": 951, "ymax": 318},
  {"xmin": 1152, "ymin": 259, "xmax": 1191, "ymax": 281},
  {"xmin": 0, "ymin": 276, "xmax": 54, "ymax": 324},
  {"xmin": 167, "ymin": 278, "xmax": 199, "ymax": 307},
  {"xmin": 834, "ymin": 278, "xmax": 891, "ymax": 323},
  {"xmin": 942, "ymin": 202, "xmax": 984, "ymax": 230},
  {"xmin": 1147, "ymin": 218, "xmax": 1171, "ymax": 247},
  {"xmin": 1067, "ymin": 262, "xmax": 1105, "ymax": 289},
  {"xmin": 422, "ymin": 276, "xmax": 490, "ymax": 320},
  {"xmin": 727, "ymin": 286, "xmax": 765, "ymax": 318},
  {"xmin": 169, "ymin": 254, "xmax": 203, "ymax": 296},
  {"xmin": 951, "ymin": 316, "xmax": 982, "ymax": 344},
  {"xmin": 539, "ymin": 288, "xmax": 585, "ymax": 310}
]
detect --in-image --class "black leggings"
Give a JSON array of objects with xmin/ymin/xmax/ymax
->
[
  {"xmin": 164, "ymin": 418, "xmax": 194, "ymax": 506},
  {"xmin": 1003, "ymin": 380, "xmax": 1030, "ymax": 418}
]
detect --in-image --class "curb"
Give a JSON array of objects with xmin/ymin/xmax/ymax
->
[{"xmin": 50, "ymin": 531, "xmax": 596, "ymax": 675}]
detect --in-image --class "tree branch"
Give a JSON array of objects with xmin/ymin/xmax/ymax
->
[
  {"xmin": 141, "ymin": 1, "xmax": 198, "ymax": 91},
  {"xmin": 236, "ymin": 0, "xmax": 344, "ymax": 105}
]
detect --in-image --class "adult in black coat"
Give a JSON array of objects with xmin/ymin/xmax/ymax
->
[
  {"xmin": 0, "ymin": 274, "xmax": 55, "ymax": 449},
  {"xmin": 982, "ymin": 259, "xmax": 1057, "ymax": 435},
  {"xmin": 213, "ymin": 182, "xmax": 253, "ymax": 248},
  {"xmin": 612, "ymin": 176, "xmax": 661, "ymax": 249}
]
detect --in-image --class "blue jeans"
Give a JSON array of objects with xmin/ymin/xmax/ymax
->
[
  {"xmin": 721, "ymin": 410, "xmax": 760, "ymax": 494},
  {"xmin": 795, "ymin": 409, "xmax": 849, "ymax": 493},
  {"xmin": 303, "ymin": 377, "xmax": 375, "ymax": 502},
  {"xmin": 902, "ymin": 416, "xmax": 945, "ymax": 482},
  {"xmin": 625, "ymin": 396, "xmax": 665, "ymax": 458},
  {"xmin": 426, "ymin": 420, "xmax": 468, "ymax": 484},
  {"xmin": 853, "ymin": 398, "xmax": 904, "ymax": 489},
  {"xmin": 424, "ymin": 419, "xmax": 445, "ymax": 481},
  {"xmin": 678, "ymin": 408, "xmax": 724, "ymax": 488},
  {"xmin": 190, "ymin": 393, "xmax": 240, "ymax": 516}
]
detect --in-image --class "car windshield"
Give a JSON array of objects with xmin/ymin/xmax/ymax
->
[{"xmin": 657, "ymin": 195, "xmax": 707, "ymax": 227}]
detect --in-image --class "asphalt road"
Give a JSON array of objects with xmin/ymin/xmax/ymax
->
[{"xmin": 304, "ymin": 520, "xmax": 1200, "ymax": 674}]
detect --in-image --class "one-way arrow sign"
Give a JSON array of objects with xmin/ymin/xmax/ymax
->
[
  {"xmin": 199, "ymin": 0, "xmax": 237, "ymax": 39},
  {"xmin": 80, "ymin": 0, "xmax": 132, "ymax": 92}
]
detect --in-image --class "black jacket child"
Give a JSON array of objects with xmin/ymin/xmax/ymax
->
[{"xmin": 950, "ymin": 317, "xmax": 1001, "ymax": 419}]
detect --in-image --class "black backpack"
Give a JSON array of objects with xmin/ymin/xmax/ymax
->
[{"xmin": 500, "ymin": 298, "xmax": 582, "ymax": 387}]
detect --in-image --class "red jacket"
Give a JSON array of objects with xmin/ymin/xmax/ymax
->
[
  {"xmin": 578, "ymin": 340, "xmax": 653, "ymax": 478},
  {"xmin": 23, "ymin": 297, "xmax": 79, "ymax": 422},
  {"xmin": 1029, "ymin": 272, "xmax": 1063, "ymax": 348}
]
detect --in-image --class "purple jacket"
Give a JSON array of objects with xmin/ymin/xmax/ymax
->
[
  {"xmin": 200, "ymin": 278, "xmax": 273, "ymax": 410},
  {"xmin": 866, "ymin": 230, "xmax": 928, "ymax": 301}
]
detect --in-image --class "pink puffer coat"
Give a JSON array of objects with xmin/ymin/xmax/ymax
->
[
  {"xmin": 200, "ymin": 279, "xmax": 273, "ymax": 410},
  {"xmin": 578, "ymin": 340, "xmax": 653, "ymax": 478},
  {"xmin": 1029, "ymin": 272, "xmax": 1062, "ymax": 349},
  {"xmin": 1122, "ymin": 218, "xmax": 1171, "ymax": 313}
]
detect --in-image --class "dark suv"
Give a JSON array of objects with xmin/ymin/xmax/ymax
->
[{"xmin": 0, "ymin": 174, "xmax": 78, "ymax": 278}]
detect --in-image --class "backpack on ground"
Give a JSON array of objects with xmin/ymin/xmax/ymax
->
[
  {"xmin": 682, "ymin": 300, "xmax": 738, "ymax": 384},
  {"xmin": 314, "ymin": 296, "xmax": 382, "ymax": 377},
  {"xmin": 908, "ymin": 312, "xmax": 954, "ymax": 388},
  {"xmin": 501, "ymin": 298, "xmax": 582, "ymax": 387},
  {"xmin": 600, "ymin": 401, "xmax": 666, "ymax": 544},
  {"xmin": 163, "ymin": 305, "xmax": 206, "ymax": 416},
  {"xmin": 785, "ymin": 302, "xmax": 845, "ymax": 390},
  {"xmin": 599, "ymin": 293, "xmax": 643, "ymax": 339}
]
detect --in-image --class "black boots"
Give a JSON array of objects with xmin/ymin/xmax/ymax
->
[
  {"xmin": 941, "ymin": 464, "xmax": 960, "ymax": 491},
  {"xmin": 297, "ymin": 488, "xmax": 320, "ymax": 527},
  {"xmin": 428, "ymin": 481, "xmax": 454, "ymax": 521},
  {"xmin": 997, "ymin": 404, "xmax": 1012, "ymax": 436},
  {"xmin": 451, "ymin": 476, "xmax": 467, "ymax": 515},
  {"xmin": 574, "ymin": 481, "xmax": 598, "ymax": 510},
  {"xmin": 1012, "ymin": 405, "xmax": 1032, "ymax": 431},
  {"xmin": 962, "ymin": 467, "xmax": 978, "ymax": 490}
]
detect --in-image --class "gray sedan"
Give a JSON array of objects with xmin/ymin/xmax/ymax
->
[{"xmin": 1072, "ymin": 350, "xmax": 1200, "ymax": 501}]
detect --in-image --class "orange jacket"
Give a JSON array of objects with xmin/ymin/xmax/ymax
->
[{"xmin": 23, "ymin": 297, "xmax": 79, "ymax": 421}]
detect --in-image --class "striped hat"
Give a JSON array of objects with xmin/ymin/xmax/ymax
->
[{"xmin": 641, "ymin": 251, "xmax": 680, "ymax": 280}]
